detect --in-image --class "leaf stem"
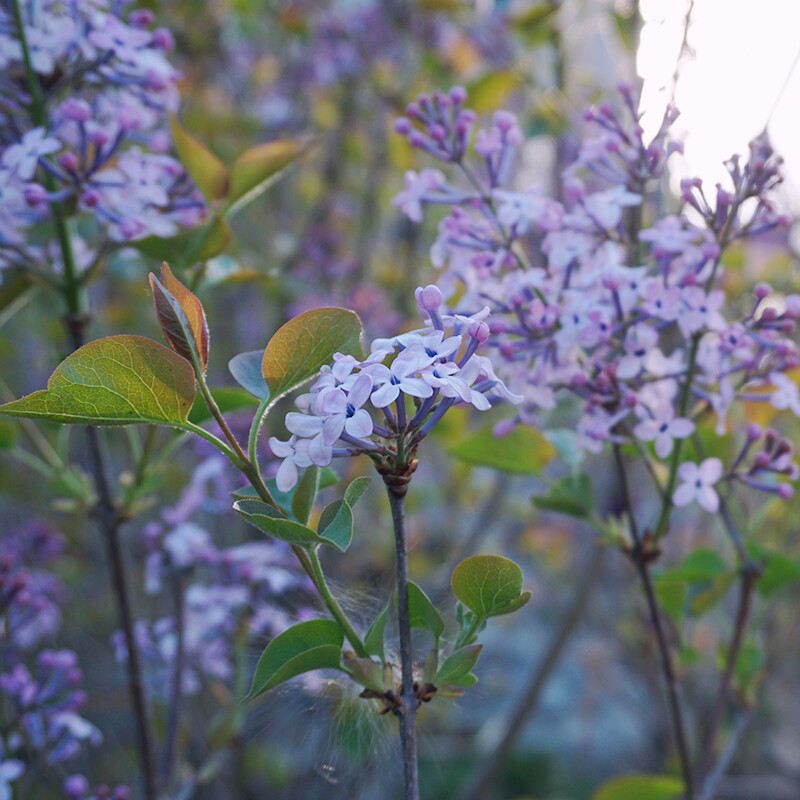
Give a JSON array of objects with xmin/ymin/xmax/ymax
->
[{"xmin": 307, "ymin": 548, "xmax": 367, "ymax": 658}]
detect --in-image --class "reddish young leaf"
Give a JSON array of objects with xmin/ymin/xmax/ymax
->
[{"xmin": 149, "ymin": 262, "xmax": 210, "ymax": 374}]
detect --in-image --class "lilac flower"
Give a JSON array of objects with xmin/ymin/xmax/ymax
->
[
  {"xmin": 319, "ymin": 374, "xmax": 374, "ymax": 445},
  {"xmin": 1, "ymin": 128, "xmax": 60, "ymax": 180},
  {"xmin": 0, "ymin": 761, "xmax": 24, "ymax": 800},
  {"xmin": 633, "ymin": 404, "xmax": 695, "ymax": 459},
  {"xmin": 268, "ymin": 435, "xmax": 313, "ymax": 492},
  {"xmin": 673, "ymin": 458, "xmax": 724, "ymax": 513},
  {"xmin": 368, "ymin": 349, "xmax": 435, "ymax": 407}
]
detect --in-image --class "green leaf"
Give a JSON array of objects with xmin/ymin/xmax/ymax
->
[
  {"xmin": 226, "ymin": 138, "xmax": 311, "ymax": 216},
  {"xmin": 364, "ymin": 600, "xmax": 390, "ymax": 662},
  {"xmin": 663, "ymin": 550, "xmax": 728, "ymax": 583},
  {"xmin": 534, "ymin": 474, "xmax": 593, "ymax": 519},
  {"xmin": 404, "ymin": 582, "xmax": 444, "ymax": 645},
  {"xmin": 187, "ymin": 387, "xmax": 258, "ymax": 424},
  {"xmin": 0, "ymin": 420, "xmax": 18, "ymax": 449},
  {"xmin": 292, "ymin": 465, "xmax": 319, "ymax": 525},
  {"xmin": 758, "ymin": 552, "xmax": 800, "ymax": 596},
  {"xmin": 435, "ymin": 645, "xmax": 483, "ymax": 687},
  {"xmin": 452, "ymin": 555, "xmax": 529, "ymax": 619},
  {"xmin": 170, "ymin": 115, "xmax": 229, "ymax": 202},
  {"xmin": 246, "ymin": 619, "xmax": 343, "ymax": 699},
  {"xmin": 467, "ymin": 70, "xmax": 520, "ymax": 114},
  {"xmin": 317, "ymin": 499, "xmax": 354, "ymax": 552},
  {"xmin": 654, "ymin": 578, "xmax": 686, "ymax": 624},
  {"xmin": 449, "ymin": 424, "xmax": 556, "ymax": 474},
  {"xmin": 318, "ymin": 467, "xmax": 339, "ymax": 490},
  {"xmin": 591, "ymin": 774, "xmax": 684, "ymax": 800},
  {"xmin": 261, "ymin": 308, "xmax": 363, "ymax": 403},
  {"xmin": 149, "ymin": 262, "xmax": 209, "ymax": 373},
  {"xmin": 690, "ymin": 572, "xmax": 735, "ymax": 616},
  {"xmin": 234, "ymin": 499, "xmax": 325, "ymax": 548},
  {"xmin": 344, "ymin": 476, "xmax": 371, "ymax": 507},
  {"xmin": 0, "ymin": 336, "xmax": 196, "ymax": 426},
  {"xmin": 228, "ymin": 350, "xmax": 270, "ymax": 399},
  {"xmin": 734, "ymin": 642, "xmax": 764, "ymax": 691}
]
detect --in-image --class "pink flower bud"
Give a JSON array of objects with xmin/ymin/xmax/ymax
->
[
  {"xmin": 468, "ymin": 320, "xmax": 490, "ymax": 342},
  {"xmin": 746, "ymin": 423, "xmax": 762, "ymax": 441},
  {"xmin": 414, "ymin": 284, "xmax": 443, "ymax": 311},
  {"xmin": 58, "ymin": 152, "xmax": 78, "ymax": 171},
  {"xmin": 449, "ymin": 85, "xmax": 467, "ymax": 104},
  {"xmin": 394, "ymin": 117, "xmax": 412, "ymax": 135},
  {"xmin": 754, "ymin": 282, "xmax": 772, "ymax": 299},
  {"xmin": 777, "ymin": 483, "xmax": 794, "ymax": 499}
]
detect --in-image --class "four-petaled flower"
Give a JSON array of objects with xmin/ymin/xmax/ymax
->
[{"xmin": 673, "ymin": 458, "xmax": 724, "ymax": 512}]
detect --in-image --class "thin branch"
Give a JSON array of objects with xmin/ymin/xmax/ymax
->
[
  {"xmin": 161, "ymin": 572, "xmax": 186, "ymax": 789},
  {"xmin": 700, "ymin": 711, "xmax": 753, "ymax": 800},
  {"xmin": 384, "ymin": 478, "xmax": 420, "ymax": 800},
  {"xmin": 698, "ymin": 567, "xmax": 759, "ymax": 780},
  {"xmin": 613, "ymin": 444, "xmax": 695, "ymax": 800}
]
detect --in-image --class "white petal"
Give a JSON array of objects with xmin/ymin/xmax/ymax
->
[
  {"xmin": 346, "ymin": 409, "xmax": 373, "ymax": 439},
  {"xmin": 673, "ymin": 482, "xmax": 695, "ymax": 507},
  {"xmin": 276, "ymin": 458, "xmax": 298, "ymax": 492}
]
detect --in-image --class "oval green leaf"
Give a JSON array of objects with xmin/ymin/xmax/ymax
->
[
  {"xmin": 449, "ymin": 424, "xmax": 556, "ymax": 474},
  {"xmin": 234, "ymin": 498, "xmax": 325, "ymax": 548},
  {"xmin": 435, "ymin": 645, "xmax": 483, "ymax": 687},
  {"xmin": 261, "ymin": 308, "xmax": 363, "ymax": 402},
  {"xmin": 591, "ymin": 774, "xmax": 684, "ymax": 800},
  {"xmin": 0, "ymin": 336, "xmax": 196, "ymax": 426},
  {"xmin": 246, "ymin": 619, "xmax": 344, "ymax": 699},
  {"xmin": 452, "ymin": 555, "xmax": 528, "ymax": 619},
  {"xmin": 317, "ymin": 499, "xmax": 354, "ymax": 552}
]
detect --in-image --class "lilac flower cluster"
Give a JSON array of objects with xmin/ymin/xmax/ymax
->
[
  {"xmin": 270, "ymin": 285, "xmax": 520, "ymax": 492},
  {"xmin": 113, "ymin": 456, "xmax": 311, "ymax": 697},
  {"xmin": 63, "ymin": 775, "xmax": 130, "ymax": 800},
  {"xmin": 0, "ymin": 650, "xmax": 101, "ymax": 773},
  {"xmin": 0, "ymin": 523, "xmax": 66, "ymax": 652},
  {"xmin": 392, "ymin": 83, "xmax": 798, "ymax": 512},
  {"xmin": 0, "ymin": 0, "xmax": 204, "ymax": 270}
]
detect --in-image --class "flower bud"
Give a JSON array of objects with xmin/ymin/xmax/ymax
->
[
  {"xmin": 468, "ymin": 320, "xmax": 490, "ymax": 343},
  {"xmin": 414, "ymin": 284, "xmax": 443, "ymax": 311}
]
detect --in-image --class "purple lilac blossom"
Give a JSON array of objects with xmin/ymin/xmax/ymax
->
[
  {"xmin": 392, "ymin": 83, "xmax": 798, "ymax": 513},
  {"xmin": 270, "ymin": 285, "xmax": 521, "ymax": 492}
]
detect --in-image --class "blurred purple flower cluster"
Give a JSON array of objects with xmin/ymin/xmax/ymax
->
[
  {"xmin": 112, "ymin": 456, "xmax": 312, "ymax": 697},
  {"xmin": 0, "ymin": 0, "xmax": 205, "ymax": 271},
  {"xmin": 393, "ymin": 83, "xmax": 798, "ymax": 511}
]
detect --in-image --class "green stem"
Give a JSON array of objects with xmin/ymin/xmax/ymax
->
[
  {"xmin": 308, "ymin": 548, "xmax": 367, "ymax": 657},
  {"xmin": 654, "ymin": 332, "xmax": 701, "ymax": 538},
  {"xmin": 11, "ymin": 0, "xmax": 83, "ymax": 320}
]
